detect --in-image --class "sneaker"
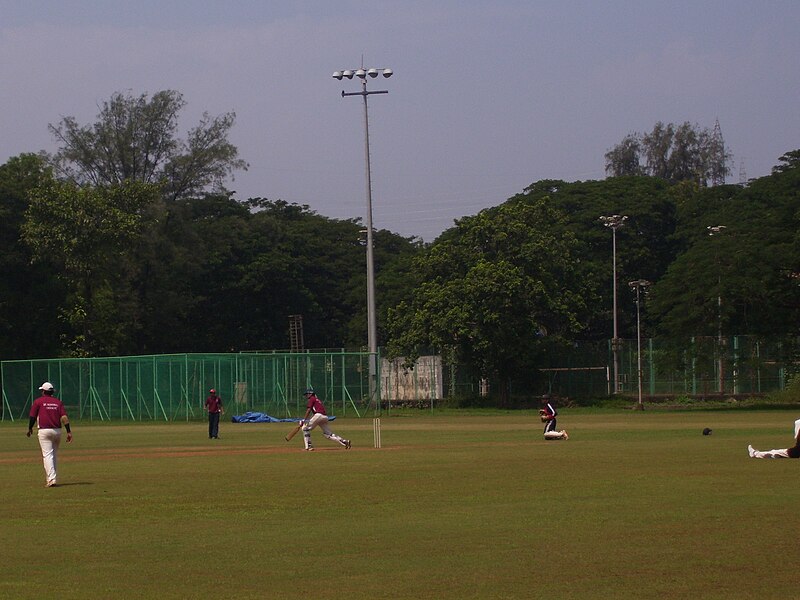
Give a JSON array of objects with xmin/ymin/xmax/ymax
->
[
  {"xmin": 748, "ymin": 445, "xmax": 755, "ymax": 458},
  {"xmin": 345, "ymin": 439, "xmax": 351, "ymax": 449},
  {"xmin": 562, "ymin": 431, "xmax": 569, "ymax": 441},
  {"xmin": 306, "ymin": 447, "xmax": 315, "ymax": 451}
]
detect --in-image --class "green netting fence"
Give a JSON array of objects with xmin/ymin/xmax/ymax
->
[
  {"xmin": 1, "ymin": 351, "xmax": 379, "ymax": 422},
  {"xmin": 2, "ymin": 335, "xmax": 796, "ymax": 421},
  {"xmin": 536, "ymin": 335, "xmax": 794, "ymax": 399}
]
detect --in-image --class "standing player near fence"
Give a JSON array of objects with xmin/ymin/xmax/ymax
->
[
  {"xmin": 204, "ymin": 388, "xmax": 224, "ymax": 439},
  {"xmin": 539, "ymin": 394, "xmax": 569, "ymax": 440},
  {"xmin": 26, "ymin": 382, "xmax": 72, "ymax": 487},
  {"xmin": 300, "ymin": 388, "xmax": 351, "ymax": 451}
]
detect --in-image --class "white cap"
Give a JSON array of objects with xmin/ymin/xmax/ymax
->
[{"xmin": 39, "ymin": 382, "xmax": 54, "ymax": 391}]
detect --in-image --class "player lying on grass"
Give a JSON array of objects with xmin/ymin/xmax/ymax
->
[{"xmin": 748, "ymin": 418, "xmax": 800, "ymax": 458}]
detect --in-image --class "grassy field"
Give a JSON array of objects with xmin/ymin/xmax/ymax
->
[{"xmin": 1, "ymin": 409, "xmax": 799, "ymax": 599}]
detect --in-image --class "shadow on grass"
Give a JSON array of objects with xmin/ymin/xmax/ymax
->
[{"xmin": 53, "ymin": 481, "xmax": 94, "ymax": 487}]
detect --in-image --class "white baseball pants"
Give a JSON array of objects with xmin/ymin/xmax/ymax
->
[
  {"xmin": 751, "ymin": 448, "xmax": 790, "ymax": 459},
  {"xmin": 37, "ymin": 428, "xmax": 62, "ymax": 485}
]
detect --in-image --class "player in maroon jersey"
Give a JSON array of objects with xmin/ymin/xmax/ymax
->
[
  {"xmin": 540, "ymin": 395, "xmax": 568, "ymax": 440},
  {"xmin": 27, "ymin": 382, "xmax": 72, "ymax": 487},
  {"xmin": 300, "ymin": 388, "xmax": 350, "ymax": 451},
  {"xmin": 204, "ymin": 388, "xmax": 224, "ymax": 439}
]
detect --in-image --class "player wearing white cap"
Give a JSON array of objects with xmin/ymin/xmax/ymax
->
[{"xmin": 27, "ymin": 382, "xmax": 72, "ymax": 487}]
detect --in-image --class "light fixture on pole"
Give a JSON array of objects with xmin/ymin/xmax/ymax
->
[
  {"xmin": 628, "ymin": 279, "xmax": 651, "ymax": 410},
  {"xmin": 599, "ymin": 214, "xmax": 628, "ymax": 394},
  {"xmin": 707, "ymin": 225, "xmax": 727, "ymax": 394},
  {"xmin": 333, "ymin": 65, "xmax": 393, "ymax": 406}
]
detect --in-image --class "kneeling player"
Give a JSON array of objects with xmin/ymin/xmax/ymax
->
[{"xmin": 539, "ymin": 395, "xmax": 568, "ymax": 441}]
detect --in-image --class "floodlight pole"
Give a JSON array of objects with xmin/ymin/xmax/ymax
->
[
  {"xmin": 334, "ymin": 66, "xmax": 392, "ymax": 408},
  {"xmin": 629, "ymin": 279, "xmax": 651, "ymax": 410},
  {"xmin": 600, "ymin": 215, "xmax": 628, "ymax": 394},
  {"xmin": 708, "ymin": 225, "xmax": 727, "ymax": 394}
]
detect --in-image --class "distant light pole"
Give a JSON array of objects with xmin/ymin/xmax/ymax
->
[
  {"xmin": 333, "ymin": 66, "xmax": 393, "ymax": 406},
  {"xmin": 600, "ymin": 214, "xmax": 628, "ymax": 394},
  {"xmin": 628, "ymin": 279, "xmax": 651, "ymax": 410},
  {"xmin": 708, "ymin": 225, "xmax": 727, "ymax": 393}
]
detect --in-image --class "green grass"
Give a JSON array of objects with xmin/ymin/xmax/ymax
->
[{"xmin": 2, "ymin": 410, "xmax": 799, "ymax": 599}]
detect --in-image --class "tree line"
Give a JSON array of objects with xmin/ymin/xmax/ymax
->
[
  {"xmin": 1, "ymin": 90, "xmax": 799, "ymax": 402},
  {"xmin": 387, "ymin": 150, "xmax": 800, "ymax": 399}
]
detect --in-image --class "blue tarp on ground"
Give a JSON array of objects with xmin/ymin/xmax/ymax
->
[{"xmin": 231, "ymin": 412, "xmax": 335, "ymax": 423}]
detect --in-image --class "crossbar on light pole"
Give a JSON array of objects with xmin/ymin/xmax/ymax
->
[{"xmin": 333, "ymin": 66, "xmax": 392, "ymax": 408}]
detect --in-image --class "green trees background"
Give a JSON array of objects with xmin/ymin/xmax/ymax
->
[{"xmin": 1, "ymin": 90, "xmax": 799, "ymax": 399}]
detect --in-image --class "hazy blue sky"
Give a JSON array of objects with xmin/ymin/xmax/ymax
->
[{"xmin": 2, "ymin": 1, "xmax": 798, "ymax": 241}]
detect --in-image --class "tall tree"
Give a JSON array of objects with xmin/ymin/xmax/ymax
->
[
  {"xmin": 520, "ymin": 176, "xmax": 678, "ymax": 341},
  {"xmin": 22, "ymin": 180, "xmax": 161, "ymax": 355},
  {"xmin": 386, "ymin": 197, "xmax": 589, "ymax": 404},
  {"xmin": 603, "ymin": 133, "xmax": 643, "ymax": 177},
  {"xmin": 0, "ymin": 154, "xmax": 64, "ymax": 359},
  {"xmin": 48, "ymin": 90, "xmax": 248, "ymax": 201},
  {"xmin": 649, "ymin": 153, "xmax": 800, "ymax": 340},
  {"xmin": 605, "ymin": 121, "xmax": 731, "ymax": 186}
]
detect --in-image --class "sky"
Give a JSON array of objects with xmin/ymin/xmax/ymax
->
[{"xmin": 1, "ymin": 1, "xmax": 798, "ymax": 242}]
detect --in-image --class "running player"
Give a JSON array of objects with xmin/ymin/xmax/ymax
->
[{"xmin": 300, "ymin": 388, "xmax": 350, "ymax": 451}]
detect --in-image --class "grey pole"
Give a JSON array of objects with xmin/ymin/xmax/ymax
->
[
  {"xmin": 708, "ymin": 225, "xmax": 727, "ymax": 394},
  {"xmin": 600, "ymin": 215, "xmax": 628, "ymax": 394},
  {"xmin": 629, "ymin": 279, "xmax": 651, "ymax": 410},
  {"xmin": 360, "ymin": 78, "xmax": 378, "ymax": 405}
]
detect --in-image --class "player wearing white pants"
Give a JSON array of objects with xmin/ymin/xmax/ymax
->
[
  {"xmin": 748, "ymin": 418, "xmax": 800, "ymax": 459},
  {"xmin": 37, "ymin": 428, "xmax": 63, "ymax": 484},
  {"xmin": 540, "ymin": 395, "xmax": 569, "ymax": 441},
  {"xmin": 301, "ymin": 388, "xmax": 350, "ymax": 451},
  {"xmin": 27, "ymin": 382, "xmax": 73, "ymax": 487}
]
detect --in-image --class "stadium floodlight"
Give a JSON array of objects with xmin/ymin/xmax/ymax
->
[
  {"xmin": 332, "ymin": 71, "xmax": 343, "ymax": 80},
  {"xmin": 334, "ymin": 64, "xmax": 393, "ymax": 408},
  {"xmin": 628, "ymin": 279, "xmax": 651, "ymax": 410},
  {"xmin": 599, "ymin": 214, "xmax": 628, "ymax": 394}
]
